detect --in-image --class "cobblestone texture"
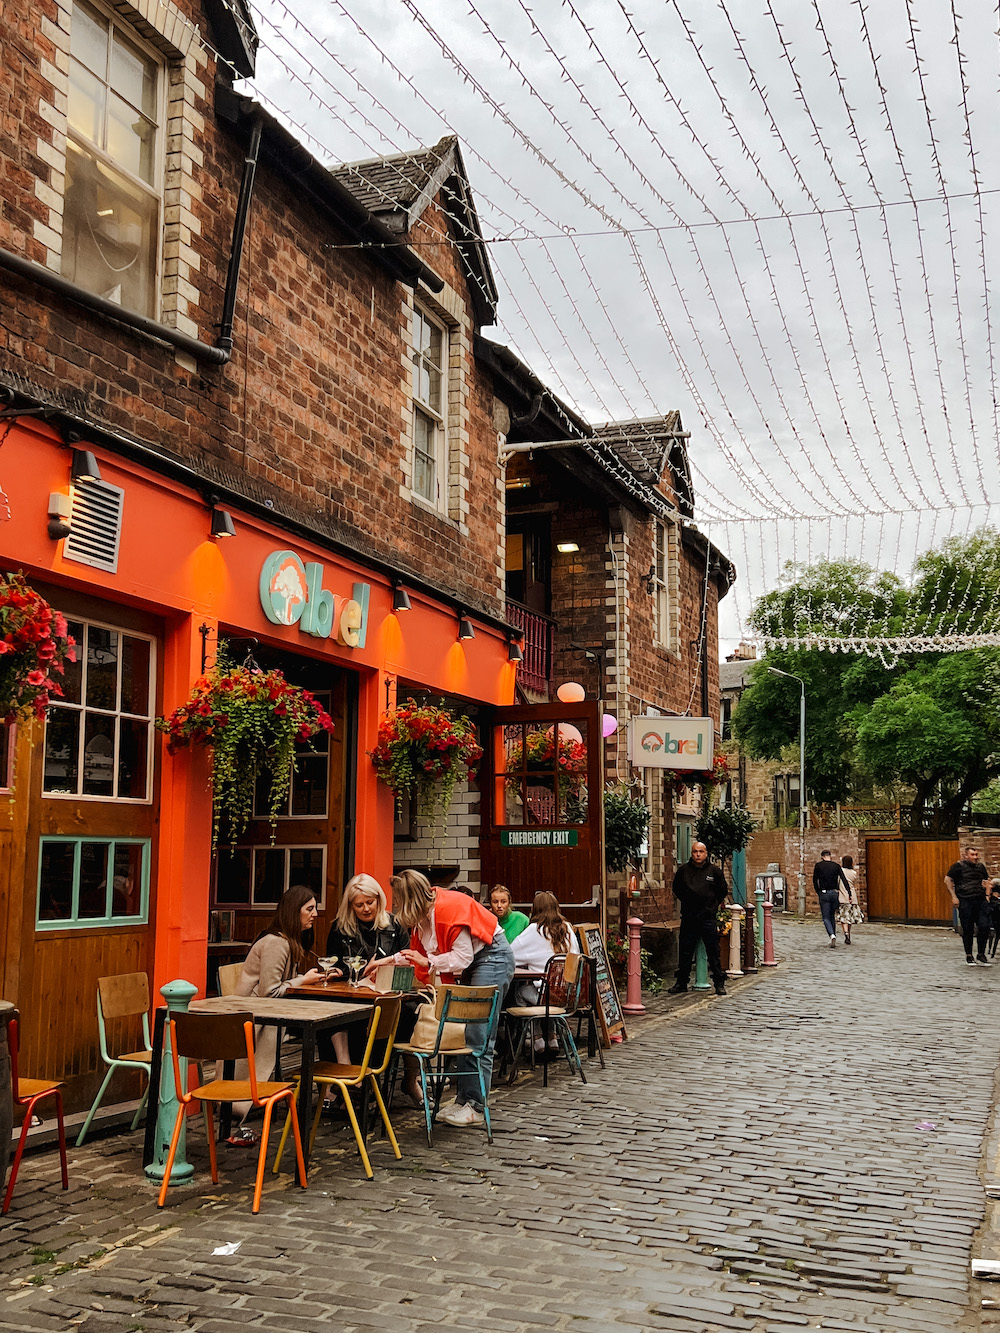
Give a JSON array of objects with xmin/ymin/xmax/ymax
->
[{"xmin": 3, "ymin": 919, "xmax": 1000, "ymax": 1331}]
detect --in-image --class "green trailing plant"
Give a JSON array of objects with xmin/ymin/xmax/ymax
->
[
  {"xmin": 603, "ymin": 784, "xmax": 650, "ymax": 873},
  {"xmin": 369, "ymin": 699, "xmax": 482, "ymax": 824},
  {"xmin": 694, "ymin": 805, "xmax": 756, "ymax": 867}
]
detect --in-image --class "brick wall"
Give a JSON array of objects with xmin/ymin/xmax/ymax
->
[
  {"xmin": 747, "ymin": 828, "xmax": 865, "ymax": 916},
  {"xmin": 958, "ymin": 827, "xmax": 1000, "ymax": 879},
  {"xmin": 395, "ymin": 778, "xmax": 482, "ymax": 892}
]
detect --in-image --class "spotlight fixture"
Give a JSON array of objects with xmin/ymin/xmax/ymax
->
[
  {"xmin": 458, "ymin": 614, "xmax": 476, "ymax": 641},
  {"xmin": 47, "ymin": 492, "xmax": 72, "ymax": 541},
  {"xmin": 556, "ymin": 541, "xmax": 580, "ymax": 553},
  {"xmin": 392, "ymin": 582, "xmax": 412, "ymax": 612},
  {"xmin": 210, "ymin": 507, "xmax": 236, "ymax": 538},
  {"xmin": 70, "ymin": 449, "xmax": 102, "ymax": 484},
  {"xmin": 508, "ymin": 635, "xmax": 524, "ymax": 663}
]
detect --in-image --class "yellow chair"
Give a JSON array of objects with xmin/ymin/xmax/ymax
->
[
  {"xmin": 157, "ymin": 1010, "xmax": 306, "ymax": 1215},
  {"xmin": 77, "ymin": 972, "xmax": 152, "ymax": 1147},
  {"xmin": 273, "ymin": 998, "xmax": 402, "ymax": 1180}
]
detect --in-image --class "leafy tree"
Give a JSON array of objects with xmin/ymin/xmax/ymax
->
[
  {"xmin": 603, "ymin": 784, "xmax": 650, "ymax": 873},
  {"xmin": 695, "ymin": 806, "xmax": 756, "ymax": 867}
]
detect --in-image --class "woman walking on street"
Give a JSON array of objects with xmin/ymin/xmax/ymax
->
[{"xmin": 838, "ymin": 855, "xmax": 863, "ymax": 945}]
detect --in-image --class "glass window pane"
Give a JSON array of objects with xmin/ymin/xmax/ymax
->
[
  {"xmin": 425, "ymin": 321, "xmax": 442, "ymax": 368},
  {"xmin": 86, "ymin": 627, "xmax": 119, "ymax": 709},
  {"xmin": 216, "ymin": 847, "xmax": 252, "ymax": 905},
  {"xmin": 291, "ymin": 756, "xmax": 328, "ymax": 816},
  {"xmin": 111, "ymin": 30, "xmax": 157, "ymax": 118},
  {"xmin": 120, "ymin": 636, "xmax": 150, "ymax": 715},
  {"xmin": 69, "ymin": 62, "xmax": 105, "ymax": 144},
  {"xmin": 39, "ymin": 843, "xmax": 76, "ymax": 921},
  {"xmin": 111, "ymin": 843, "xmax": 143, "ymax": 917},
  {"xmin": 61, "ymin": 620, "xmax": 85, "ymax": 705},
  {"xmin": 78, "ymin": 841, "xmax": 110, "ymax": 918},
  {"xmin": 107, "ymin": 93, "xmax": 156, "ymax": 184},
  {"xmin": 558, "ymin": 774, "xmax": 589, "ymax": 824},
  {"xmin": 504, "ymin": 775, "xmax": 525, "ymax": 825},
  {"xmin": 288, "ymin": 848, "xmax": 324, "ymax": 900},
  {"xmin": 525, "ymin": 777, "xmax": 556, "ymax": 826},
  {"xmin": 63, "ymin": 146, "xmax": 158, "ymax": 317},
  {"xmin": 71, "ymin": 2, "xmax": 109, "ymax": 77},
  {"xmin": 118, "ymin": 718, "xmax": 149, "ymax": 798},
  {"xmin": 82, "ymin": 713, "xmax": 115, "ymax": 796},
  {"xmin": 253, "ymin": 849, "xmax": 285, "ymax": 905},
  {"xmin": 44, "ymin": 708, "xmax": 81, "ymax": 793},
  {"xmin": 503, "ymin": 724, "xmax": 525, "ymax": 773}
]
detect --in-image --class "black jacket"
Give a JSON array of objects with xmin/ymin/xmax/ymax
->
[
  {"xmin": 813, "ymin": 859, "xmax": 849, "ymax": 895},
  {"xmin": 324, "ymin": 916, "xmax": 409, "ymax": 965},
  {"xmin": 673, "ymin": 858, "xmax": 728, "ymax": 918}
]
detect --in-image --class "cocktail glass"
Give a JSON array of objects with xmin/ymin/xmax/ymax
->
[
  {"xmin": 318, "ymin": 956, "xmax": 338, "ymax": 984},
  {"xmin": 346, "ymin": 955, "xmax": 365, "ymax": 988}
]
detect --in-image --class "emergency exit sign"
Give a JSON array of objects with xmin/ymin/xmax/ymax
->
[{"xmin": 501, "ymin": 830, "xmax": 579, "ymax": 848}]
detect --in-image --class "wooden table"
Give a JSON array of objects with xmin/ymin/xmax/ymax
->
[
  {"xmin": 293, "ymin": 980, "xmax": 406, "ymax": 1003},
  {"xmin": 143, "ymin": 994, "xmax": 370, "ymax": 1170}
]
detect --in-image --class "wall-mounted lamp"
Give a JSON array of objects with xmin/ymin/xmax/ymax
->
[
  {"xmin": 392, "ymin": 582, "xmax": 412, "ymax": 612},
  {"xmin": 70, "ymin": 449, "xmax": 102, "ymax": 484},
  {"xmin": 508, "ymin": 634, "xmax": 524, "ymax": 663},
  {"xmin": 458, "ymin": 614, "xmax": 476, "ymax": 641},
  {"xmin": 643, "ymin": 564, "xmax": 656, "ymax": 594},
  {"xmin": 210, "ymin": 506, "xmax": 236, "ymax": 538},
  {"xmin": 47, "ymin": 492, "xmax": 72, "ymax": 541},
  {"xmin": 556, "ymin": 541, "xmax": 580, "ymax": 554}
]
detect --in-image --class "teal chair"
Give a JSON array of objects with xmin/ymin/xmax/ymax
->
[{"xmin": 76, "ymin": 972, "xmax": 152, "ymax": 1146}]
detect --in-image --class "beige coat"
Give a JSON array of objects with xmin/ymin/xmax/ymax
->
[{"xmin": 839, "ymin": 866, "xmax": 858, "ymax": 905}]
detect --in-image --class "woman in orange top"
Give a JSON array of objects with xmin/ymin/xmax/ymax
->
[{"xmin": 390, "ymin": 869, "xmax": 514, "ymax": 1128}]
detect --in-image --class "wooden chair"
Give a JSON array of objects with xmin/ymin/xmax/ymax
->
[
  {"xmin": 2, "ymin": 1019, "xmax": 69, "ymax": 1214},
  {"xmin": 217, "ymin": 963, "xmax": 244, "ymax": 997},
  {"xmin": 393, "ymin": 985, "xmax": 500, "ymax": 1146},
  {"xmin": 76, "ymin": 972, "xmax": 152, "ymax": 1147},
  {"xmin": 504, "ymin": 953, "xmax": 588, "ymax": 1087},
  {"xmin": 156, "ymin": 1010, "xmax": 306, "ymax": 1215},
  {"xmin": 273, "ymin": 999, "xmax": 402, "ymax": 1181}
]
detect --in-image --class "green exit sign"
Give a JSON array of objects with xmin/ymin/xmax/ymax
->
[{"xmin": 501, "ymin": 830, "xmax": 579, "ymax": 848}]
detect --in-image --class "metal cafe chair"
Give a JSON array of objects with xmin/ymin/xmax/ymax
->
[
  {"xmin": 157, "ymin": 1010, "xmax": 306, "ymax": 1215},
  {"xmin": 504, "ymin": 953, "xmax": 588, "ymax": 1088},
  {"xmin": 272, "ymin": 998, "xmax": 402, "ymax": 1181},
  {"xmin": 2, "ymin": 1018, "xmax": 69, "ymax": 1214},
  {"xmin": 76, "ymin": 972, "xmax": 152, "ymax": 1147},
  {"xmin": 392, "ymin": 985, "xmax": 500, "ymax": 1146}
]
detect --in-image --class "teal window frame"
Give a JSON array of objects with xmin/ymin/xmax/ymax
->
[{"xmin": 37, "ymin": 836, "xmax": 150, "ymax": 930}]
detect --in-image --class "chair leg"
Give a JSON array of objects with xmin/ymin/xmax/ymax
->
[
  {"xmin": 2, "ymin": 1109, "xmax": 34, "ymax": 1214},
  {"xmin": 590, "ymin": 1013, "xmax": 606, "ymax": 1068},
  {"xmin": 338, "ymin": 1083, "xmax": 373, "ymax": 1179},
  {"xmin": 204, "ymin": 1102, "xmax": 219, "ymax": 1183},
  {"xmin": 477, "ymin": 1065, "xmax": 493, "ymax": 1145},
  {"xmin": 252, "ymin": 1100, "xmax": 276, "ymax": 1214},
  {"xmin": 285, "ymin": 1090, "xmax": 308, "ymax": 1189},
  {"xmin": 76, "ymin": 1066, "xmax": 116, "ymax": 1147},
  {"xmin": 368, "ymin": 1075, "xmax": 401, "ymax": 1160},
  {"xmin": 271, "ymin": 1076, "xmax": 302, "ymax": 1175},
  {"xmin": 420, "ymin": 1059, "xmax": 434, "ymax": 1148},
  {"xmin": 130, "ymin": 1079, "xmax": 150, "ymax": 1132},
  {"xmin": 307, "ymin": 1084, "xmax": 325, "ymax": 1158},
  {"xmin": 556, "ymin": 1021, "xmax": 587, "ymax": 1085},
  {"xmin": 156, "ymin": 1105, "xmax": 187, "ymax": 1208},
  {"xmin": 53, "ymin": 1090, "xmax": 69, "ymax": 1190}
]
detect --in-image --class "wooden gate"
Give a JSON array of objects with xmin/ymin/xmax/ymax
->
[{"xmin": 865, "ymin": 838, "xmax": 958, "ymax": 923}]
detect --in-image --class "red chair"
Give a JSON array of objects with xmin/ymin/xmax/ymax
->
[{"xmin": 2, "ymin": 1019, "xmax": 69, "ymax": 1214}]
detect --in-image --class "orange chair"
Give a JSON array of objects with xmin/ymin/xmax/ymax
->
[
  {"xmin": 156, "ymin": 1010, "xmax": 306, "ymax": 1215},
  {"xmin": 2, "ymin": 1018, "xmax": 69, "ymax": 1214}
]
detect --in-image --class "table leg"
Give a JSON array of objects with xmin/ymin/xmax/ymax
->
[
  {"xmin": 142, "ymin": 1007, "xmax": 166, "ymax": 1168},
  {"xmin": 299, "ymin": 1028, "xmax": 315, "ymax": 1169}
]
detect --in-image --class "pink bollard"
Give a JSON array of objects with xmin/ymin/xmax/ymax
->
[
  {"xmin": 623, "ymin": 916, "xmax": 647, "ymax": 1015},
  {"xmin": 762, "ymin": 900, "xmax": 778, "ymax": 967}
]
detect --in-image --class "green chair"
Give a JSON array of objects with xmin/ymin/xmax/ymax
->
[{"xmin": 76, "ymin": 972, "xmax": 152, "ymax": 1146}]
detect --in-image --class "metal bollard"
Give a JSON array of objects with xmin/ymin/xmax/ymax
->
[
  {"xmin": 742, "ymin": 900, "xmax": 758, "ymax": 973},
  {"xmin": 144, "ymin": 979, "xmax": 198, "ymax": 1183},
  {"xmin": 694, "ymin": 940, "xmax": 711, "ymax": 990},
  {"xmin": 727, "ymin": 904, "xmax": 744, "ymax": 978},
  {"xmin": 762, "ymin": 900, "xmax": 778, "ymax": 967},
  {"xmin": 755, "ymin": 885, "xmax": 765, "ymax": 958},
  {"xmin": 623, "ymin": 916, "xmax": 647, "ymax": 1015}
]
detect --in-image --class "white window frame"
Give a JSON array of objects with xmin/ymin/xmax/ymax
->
[
  {"xmin": 653, "ymin": 518, "xmax": 679, "ymax": 652},
  {"xmin": 64, "ymin": 0, "xmax": 166, "ymax": 317},
  {"xmin": 411, "ymin": 304, "xmax": 449, "ymax": 511},
  {"xmin": 42, "ymin": 617, "xmax": 156, "ymax": 804}
]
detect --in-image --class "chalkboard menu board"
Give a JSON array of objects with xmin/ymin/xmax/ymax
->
[{"xmin": 578, "ymin": 923, "xmax": 626, "ymax": 1047}]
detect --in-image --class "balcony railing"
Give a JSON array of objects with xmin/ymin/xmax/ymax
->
[{"xmin": 507, "ymin": 601, "xmax": 555, "ymax": 696}]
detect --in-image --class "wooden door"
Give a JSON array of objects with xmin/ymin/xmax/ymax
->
[
  {"xmin": 479, "ymin": 701, "xmax": 605, "ymax": 929},
  {"xmin": 905, "ymin": 840, "xmax": 958, "ymax": 923},
  {"xmin": 865, "ymin": 840, "xmax": 906, "ymax": 919}
]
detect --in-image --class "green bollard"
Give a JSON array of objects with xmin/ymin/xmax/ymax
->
[
  {"xmin": 693, "ymin": 940, "xmax": 711, "ymax": 990},
  {"xmin": 144, "ymin": 979, "xmax": 198, "ymax": 1183}
]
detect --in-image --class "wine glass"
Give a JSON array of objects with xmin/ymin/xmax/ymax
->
[
  {"xmin": 345, "ymin": 955, "xmax": 365, "ymax": 988},
  {"xmin": 318, "ymin": 956, "xmax": 338, "ymax": 985}
]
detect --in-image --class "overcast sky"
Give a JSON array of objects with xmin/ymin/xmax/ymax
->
[{"xmin": 241, "ymin": 0, "xmax": 1000, "ymax": 653}]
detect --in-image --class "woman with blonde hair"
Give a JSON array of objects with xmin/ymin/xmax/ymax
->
[{"xmin": 390, "ymin": 868, "xmax": 515, "ymax": 1128}]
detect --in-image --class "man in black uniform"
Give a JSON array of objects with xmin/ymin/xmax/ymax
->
[
  {"xmin": 668, "ymin": 841, "xmax": 729, "ymax": 996},
  {"xmin": 944, "ymin": 845, "xmax": 992, "ymax": 967}
]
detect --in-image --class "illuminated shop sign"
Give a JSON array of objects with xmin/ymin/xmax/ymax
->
[{"xmin": 259, "ymin": 550, "xmax": 370, "ymax": 648}]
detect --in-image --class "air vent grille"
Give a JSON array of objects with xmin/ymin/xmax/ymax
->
[{"xmin": 64, "ymin": 480, "xmax": 124, "ymax": 573}]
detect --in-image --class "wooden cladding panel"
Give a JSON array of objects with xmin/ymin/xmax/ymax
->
[
  {"xmin": 866, "ymin": 841, "xmax": 906, "ymax": 919},
  {"xmin": 905, "ymin": 840, "xmax": 959, "ymax": 923}
]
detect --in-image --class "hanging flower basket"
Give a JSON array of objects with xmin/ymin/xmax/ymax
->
[
  {"xmin": 156, "ymin": 647, "xmax": 334, "ymax": 849},
  {"xmin": 506, "ymin": 730, "xmax": 588, "ymax": 792},
  {"xmin": 370, "ymin": 701, "xmax": 482, "ymax": 823},
  {"xmin": 0, "ymin": 572, "xmax": 76, "ymax": 725}
]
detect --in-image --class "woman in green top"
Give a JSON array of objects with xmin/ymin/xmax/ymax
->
[{"xmin": 491, "ymin": 885, "xmax": 529, "ymax": 944}]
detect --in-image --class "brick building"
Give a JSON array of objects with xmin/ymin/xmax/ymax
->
[
  {"xmin": 0, "ymin": 0, "xmax": 529, "ymax": 1106},
  {"xmin": 479, "ymin": 343, "xmax": 735, "ymax": 956}
]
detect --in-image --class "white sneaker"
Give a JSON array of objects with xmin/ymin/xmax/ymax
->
[{"xmin": 436, "ymin": 1101, "xmax": 484, "ymax": 1127}]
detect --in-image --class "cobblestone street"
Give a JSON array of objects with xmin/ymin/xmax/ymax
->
[{"xmin": 4, "ymin": 918, "xmax": 1000, "ymax": 1332}]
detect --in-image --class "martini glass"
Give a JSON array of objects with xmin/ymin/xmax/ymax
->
[
  {"xmin": 345, "ymin": 955, "xmax": 365, "ymax": 988},
  {"xmin": 318, "ymin": 956, "xmax": 338, "ymax": 985}
]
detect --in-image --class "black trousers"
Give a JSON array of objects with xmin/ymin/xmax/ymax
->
[
  {"xmin": 676, "ymin": 912, "xmax": 726, "ymax": 987},
  {"xmin": 958, "ymin": 895, "xmax": 990, "ymax": 959}
]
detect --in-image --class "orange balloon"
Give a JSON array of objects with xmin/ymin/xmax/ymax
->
[{"xmin": 556, "ymin": 682, "xmax": 585, "ymax": 703}]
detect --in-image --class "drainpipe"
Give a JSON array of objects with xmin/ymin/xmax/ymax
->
[{"xmin": 218, "ymin": 116, "xmax": 263, "ymax": 353}]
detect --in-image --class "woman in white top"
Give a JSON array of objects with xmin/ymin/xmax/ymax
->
[
  {"xmin": 511, "ymin": 891, "xmax": 580, "ymax": 1006},
  {"xmin": 837, "ymin": 856, "xmax": 863, "ymax": 944}
]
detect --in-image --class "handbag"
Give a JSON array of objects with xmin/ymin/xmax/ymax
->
[{"xmin": 409, "ymin": 986, "xmax": 467, "ymax": 1052}]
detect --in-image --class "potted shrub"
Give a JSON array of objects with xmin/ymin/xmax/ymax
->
[{"xmin": 370, "ymin": 700, "xmax": 482, "ymax": 823}]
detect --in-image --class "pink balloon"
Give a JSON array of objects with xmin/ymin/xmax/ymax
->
[
  {"xmin": 556, "ymin": 682, "xmax": 586, "ymax": 703},
  {"xmin": 602, "ymin": 714, "xmax": 618, "ymax": 738}
]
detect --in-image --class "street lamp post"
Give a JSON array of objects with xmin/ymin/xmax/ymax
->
[{"xmin": 768, "ymin": 666, "xmax": 806, "ymax": 915}]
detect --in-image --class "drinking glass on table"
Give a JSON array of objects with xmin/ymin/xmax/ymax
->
[
  {"xmin": 318, "ymin": 956, "xmax": 339, "ymax": 985},
  {"xmin": 345, "ymin": 954, "xmax": 365, "ymax": 988}
]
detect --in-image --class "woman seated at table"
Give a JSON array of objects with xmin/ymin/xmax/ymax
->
[
  {"xmin": 490, "ymin": 885, "xmax": 529, "ymax": 945},
  {"xmin": 321, "ymin": 874, "xmax": 422, "ymax": 1105},
  {"xmin": 390, "ymin": 868, "xmax": 515, "ymax": 1128},
  {"xmin": 511, "ymin": 890, "xmax": 580, "ymax": 1003},
  {"xmin": 228, "ymin": 885, "xmax": 324, "ymax": 1144}
]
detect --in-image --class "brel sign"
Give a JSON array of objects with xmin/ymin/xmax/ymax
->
[
  {"xmin": 259, "ymin": 550, "xmax": 370, "ymax": 647},
  {"xmin": 629, "ymin": 715, "xmax": 714, "ymax": 771}
]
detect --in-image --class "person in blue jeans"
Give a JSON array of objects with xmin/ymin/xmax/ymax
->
[
  {"xmin": 813, "ymin": 851, "xmax": 850, "ymax": 948},
  {"xmin": 945, "ymin": 846, "xmax": 992, "ymax": 967}
]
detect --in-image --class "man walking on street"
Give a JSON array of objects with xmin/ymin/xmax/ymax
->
[
  {"xmin": 945, "ymin": 845, "xmax": 992, "ymax": 967},
  {"xmin": 669, "ymin": 841, "xmax": 729, "ymax": 996},
  {"xmin": 813, "ymin": 850, "xmax": 850, "ymax": 948}
]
